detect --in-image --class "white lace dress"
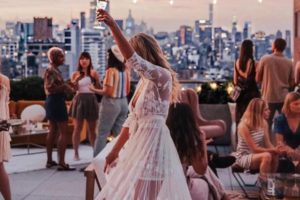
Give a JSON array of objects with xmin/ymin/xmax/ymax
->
[
  {"xmin": 95, "ymin": 53, "xmax": 191, "ymax": 200},
  {"xmin": 0, "ymin": 82, "xmax": 11, "ymax": 162}
]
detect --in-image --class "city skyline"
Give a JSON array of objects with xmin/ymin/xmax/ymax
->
[{"xmin": 0, "ymin": 0, "xmax": 293, "ymax": 33}]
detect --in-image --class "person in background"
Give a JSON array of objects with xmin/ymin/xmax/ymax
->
[
  {"xmin": 234, "ymin": 40, "xmax": 260, "ymax": 126},
  {"xmin": 275, "ymin": 92, "xmax": 300, "ymax": 172},
  {"xmin": 0, "ymin": 73, "xmax": 12, "ymax": 200},
  {"xmin": 44, "ymin": 47, "xmax": 75, "ymax": 171},
  {"xmin": 90, "ymin": 46, "xmax": 130, "ymax": 156},
  {"xmin": 234, "ymin": 98, "xmax": 279, "ymax": 178},
  {"xmin": 256, "ymin": 38, "xmax": 294, "ymax": 133},
  {"xmin": 167, "ymin": 103, "xmax": 230, "ymax": 200},
  {"xmin": 70, "ymin": 52, "xmax": 100, "ymax": 160}
]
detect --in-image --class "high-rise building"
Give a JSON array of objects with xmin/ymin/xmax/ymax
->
[
  {"xmin": 243, "ymin": 21, "xmax": 252, "ymax": 39},
  {"xmin": 294, "ymin": 0, "xmax": 300, "ymax": 62},
  {"xmin": 285, "ymin": 30, "xmax": 292, "ymax": 58},
  {"xmin": 80, "ymin": 12, "xmax": 86, "ymax": 29},
  {"xmin": 0, "ymin": 38, "xmax": 18, "ymax": 61},
  {"xmin": 64, "ymin": 19, "xmax": 81, "ymax": 74},
  {"xmin": 231, "ymin": 16, "xmax": 238, "ymax": 42},
  {"xmin": 276, "ymin": 30, "xmax": 283, "ymax": 38},
  {"xmin": 209, "ymin": 3, "xmax": 214, "ymax": 25},
  {"xmin": 33, "ymin": 17, "xmax": 53, "ymax": 40},
  {"xmin": 125, "ymin": 10, "xmax": 135, "ymax": 37},
  {"xmin": 179, "ymin": 25, "xmax": 193, "ymax": 46},
  {"xmin": 89, "ymin": 0, "xmax": 97, "ymax": 29},
  {"xmin": 81, "ymin": 29, "xmax": 106, "ymax": 77}
]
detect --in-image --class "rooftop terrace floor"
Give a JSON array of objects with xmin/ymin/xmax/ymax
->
[{"xmin": 4, "ymin": 145, "xmax": 258, "ymax": 200}]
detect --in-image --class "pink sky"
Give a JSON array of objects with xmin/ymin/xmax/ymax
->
[{"xmin": 0, "ymin": 0, "xmax": 293, "ymax": 33}]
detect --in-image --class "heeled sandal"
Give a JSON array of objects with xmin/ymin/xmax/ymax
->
[{"xmin": 57, "ymin": 163, "xmax": 76, "ymax": 171}]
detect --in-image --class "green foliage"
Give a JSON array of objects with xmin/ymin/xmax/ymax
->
[
  {"xmin": 10, "ymin": 77, "xmax": 46, "ymax": 101},
  {"xmin": 197, "ymin": 82, "xmax": 232, "ymax": 104}
]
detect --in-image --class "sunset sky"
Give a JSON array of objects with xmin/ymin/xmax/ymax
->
[{"xmin": 0, "ymin": 0, "xmax": 293, "ymax": 34}]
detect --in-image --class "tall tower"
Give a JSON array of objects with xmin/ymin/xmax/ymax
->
[
  {"xmin": 285, "ymin": 30, "xmax": 292, "ymax": 58},
  {"xmin": 209, "ymin": 3, "xmax": 213, "ymax": 25},
  {"xmin": 80, "ymin": 12, "xmax": 86, "ymax": 29}
]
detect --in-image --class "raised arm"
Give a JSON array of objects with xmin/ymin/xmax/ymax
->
[
  {"xmin": 97, "ymin": 10, "xmax": 171, "ymax": 85},
  {"xmin": 97, "ymin": 9, "xmax": 134, "ymax": 60}
]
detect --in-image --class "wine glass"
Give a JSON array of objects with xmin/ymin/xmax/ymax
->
[{"xmin": 94, "ymin": 0, "xmax": 109, "ymax": 30}]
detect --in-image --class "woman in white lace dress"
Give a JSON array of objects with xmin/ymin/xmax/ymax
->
[
  {"xmin": 95, "ymin": 9, "xmax": 192, "ymax": 200},
  {"xmin": 0, "ymin": 73, "xmax": 12, "ymax": 200}
]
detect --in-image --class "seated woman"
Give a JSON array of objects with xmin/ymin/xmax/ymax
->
[
  {"xmin": 275, "ymin": 92, "xmax": 300, "ymax": 172},
  {"xmin": 166, "ymin": 103, "xmax": 229, "ymax": 200},
  {"xmin": 234, "ymin": 98, "xmax": 278, "ymax": 178},
  {"xmin": 179, "ymin": 88, "xmax": 235, "ymax": 176}
]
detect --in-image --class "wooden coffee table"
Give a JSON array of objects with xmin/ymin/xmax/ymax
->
[{"xmin": 10, "ymin": 129, "xmax": 49, "ymax": 156}]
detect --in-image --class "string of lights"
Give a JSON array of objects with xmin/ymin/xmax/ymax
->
[{"xmin": 131, "ymin": 0, "xmax": 263, "ymax": 5}]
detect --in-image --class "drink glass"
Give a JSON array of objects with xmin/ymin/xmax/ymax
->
[{"xmin": 94, "ymin": 0, "xmax": 109, "ymax": 30}]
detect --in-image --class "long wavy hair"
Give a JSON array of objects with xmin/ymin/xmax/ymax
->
[
  {"xmin": 166, "ymin": 103, "xmax": 204, "ymax": 163},
  {"xmin": 239, "ymin": 98, "xmax": 267, "ymax": 130},
  {"xmin": 238, "ymin": 40, "xmax": 254, "ymax": 73},
  {"xmin": 282, "ymin": 92, "xmax": 300, "ymax": 116},
  {"xmin": 77, "ymin": 52, "xmax": 93, "ymax": 77},
  {"xmin": 129, "ymin": 33, "xmax": 180, "ymax": 103}
]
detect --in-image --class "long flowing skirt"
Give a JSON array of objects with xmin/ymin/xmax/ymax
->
[{"xmin": 94, "ymin": 117, "xmax": 192, "ymax": 200}]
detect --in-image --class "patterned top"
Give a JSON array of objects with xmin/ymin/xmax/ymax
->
[
  {"xmin": 235, "ymin": 128, "xmax": 265, "ymax": 156},
  {"xmin": 103, "ymin": 68, "xmax": 130, "ymax": 98},
  {"xmin": 44, "ymin": 65, "xmax": 67, "ymax": 96}
]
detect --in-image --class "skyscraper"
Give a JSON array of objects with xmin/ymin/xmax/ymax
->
[
  {"xmin": 80, "ymin": 12, "xmax": 86, "ymax": 29},
  {"xmin": 81, "ymin": 29, "xmax": 106, "ymax": 77},
  {"xmin": 285, "ymin": 30, "xmax": 292, "ymax": 58},
  {"xmin": 64, "ymin": 19, "xmax": 81, "ymax": 74},
  {"xmin": 276, "ymin": 30, "xmax": 283, "ymax": 38},
  {"xmin": 179, "ymin": 25, "xmax": 193, "ymax": 46},
  {"xmin": 243, "ymin": 21, "xmax": 252, "ymax": 39},
  {"xmin": 125, "ymin": 10, "xmax": 135, "ymax": 37},
  {"xmin": 33, "ymin": 17, "xmax": 53, "ymax": 40}
]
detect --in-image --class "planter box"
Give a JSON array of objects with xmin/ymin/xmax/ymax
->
[{"xmin": 199, "ymin": 104, "xmax": 232, "ymax": 146}]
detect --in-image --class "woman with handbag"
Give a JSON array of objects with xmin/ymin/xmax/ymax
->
[
  {"xmin": 70, "ymin": 52, "xmax": 101, "ymax": 160},
  {"xmin": 233, "ymin": 40, "xmax": 260, "ymax": 126},
  {"xmin": 90, "ymin": 46, "xmax": 130, "ymax": 156}
]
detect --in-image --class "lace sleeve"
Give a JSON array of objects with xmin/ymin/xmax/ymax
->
[{"xmin": 126, "ymin": 53, "xmax": 171, "ymax": 89}]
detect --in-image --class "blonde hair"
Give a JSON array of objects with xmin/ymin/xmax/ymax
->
[
  {"xmin": 47, "ymin": 47, "xmax": 64, "ymax": 65},
  {"xmin": 240, "ymin": 98, "xmax": 267, "ymax": 130},
  {"xmin": 282, "ymin": 92, "xmax": 300, "ymax": 116},
  {"xmin": 129, "ymin": 33, "xmax": 180, "ymax": 103}
]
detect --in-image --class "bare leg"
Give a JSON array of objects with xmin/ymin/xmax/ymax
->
[
  {"xmin": 72, "ymin": 119, "xmax": 84, "ymax": 160},
  {"xmin": 134, "ymin": 180, "xmax": 162, "ymax": 200},
  {"xmin": 250, "ymin": 152, "xmax": 272, "ymax": 177},
  {"xmin": 0, "ymin": 163, "xmax": 11, "ymax": 200},
  {"xmin": 87, "ymin": 120, "xmax": 97, "ymax": 148},
  {"xmin": 47, "ymin": 121, "xmax": 58, "ymax": 163},
  {"xmin": 57, "ymin": 121, "xmax": 68, "ymax": 165}
]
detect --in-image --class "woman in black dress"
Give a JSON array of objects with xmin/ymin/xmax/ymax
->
[{"xmin": 234, "ymin": 40, "xmax": 260, "ymax": 126}]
